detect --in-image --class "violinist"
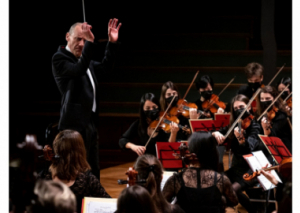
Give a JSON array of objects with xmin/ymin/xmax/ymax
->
[
  {"xmin": 276, "ymin": 77, "xmax": 292, "ymax": 116},
  {"xmin": 134, "ymin": 154, "xmax": 185, "ymax": 213},
  {"xmin": 160, "ymin": 81, "xmax": 191, "ymax": 140},
  {"xmin": 194, "ymin": 75, "xmax": 226, "ymax": 118},
  {"xmin": 162, "ymin": 131, "xmax": 238, "ymax": 213},
  {"xmin": 237, "ymin": 62, "xmax": 264, "ymax": 99},
  {"xmin": 211, "ymin": 94, "xmax": 264, "ymax": 213},
  {"xmin": 256, "ymin": 86, "xmax": 292, "ymax": 153},
  {"xmin": 37, "ymin": 130, "xmax": 111, "ymax": 213},
  {"xmin": 119, "ymin": 93, "xmax": 179, "ymax": 157}
]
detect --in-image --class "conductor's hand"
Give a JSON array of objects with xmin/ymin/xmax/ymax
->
[
  {"xmin": 108, "ymin": 18, "xmax": 122, "ymax": 43},
  {"xmin": 212, "ymin": 131, "xmax": 225, "ymax": 145},
  {"xmin": 82, "ymin": 22, "xmax": 94, "ymax": 42},
  {"xmin": 131, "ymin": 145, "xmax": 146, "ymax": 156}
]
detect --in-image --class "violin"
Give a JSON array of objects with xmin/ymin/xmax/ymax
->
[
  {"xmin": 173, "ymin": 142, "xmax": 200, "ymax": 168},
  {"xmin": 169, "ymin": 99, "xmax": 209, "ymax": 119},
  {"xmin": 243, "ymin": 157, "xmax": 292, "ymax": 181},
  {"xmin": 285, "ymin": 96, "xmax": 292, "ymax": 108},
  {"xmin": 149, "ymin": 112, "xmax": 191, "ymax": 135},
  {"xmin": 266, "ymin": 105, "xmax": 278, "ymax": 121},
  {"xmin": 118, "ymin": 167, "xmax": 146, "ymax": 186},
  {"xmin": 38, "ymin": 145, "xmax": 60, "ymax": 162},
  {"xmin": 201, "ymin": 94, "xmax": 226, "ymax": 114}
]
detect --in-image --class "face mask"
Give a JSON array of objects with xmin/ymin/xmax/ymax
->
[
  {"xmin": 165, "ymin": 96, "xmax": 178, "ymax": 106},
  {"xmin": 248, "ymin": 82, "xmax": 261, "ymax": 91},
  {"xmin": 234, "ymin": 108, "xmax": 251, "ymax": 119},
  {"xmin": 200, "ymin": 90, "xmax": 213, "ymax": 100},
  {"xmin": 261, "ymin": 100, "xmax": 273, "ymax": 112},
  {"xmin": 280, "ymin": 91, "xmax": 289, "ymax": 100},
  {"xmin": 144, "ymin": 108, "xmax": 160, "ymax": 120}
]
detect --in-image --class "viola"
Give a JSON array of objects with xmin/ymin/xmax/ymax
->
[
  {"xmin": 149, "ymin": 112, "xmax": 191, "ymax": 135},
  {"xmin": 241, "ymin": 114, "xmax": 254, "ymax": 130},
  {"xmin": 243, "ymin": 157, "xmax": 292, "ymax": 181},
  {"xmin": 201, "ymin": 94, "xmax": 226, "ymax": 114},
  {"xmin": 169, "ymin": 99, "xmax": 209, "ymax": 118},
  {"xmin": 118, "ymin": 167, "xmax": 146, "ymax": 186}
]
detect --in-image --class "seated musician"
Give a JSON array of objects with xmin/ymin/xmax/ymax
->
[
  {"xmin": 115, "ymin": 185, "xmax": 158, "ymax": 213},
  {"xmin": 276, "ymin": 77, "xmax": 292, "ymax": 116},
  {"xmin": 162, "ymin": 131, "xmax": 238, "ymax": 213},
  {"xmin": 119, "ymin": 93, "xmax": 179, "ymax": 157},
  {"xmin": 237, "ymin": 62, "xmax": 264, "ymax": 99},
  {"xmin": 256, "ymin": 86, "xmax": 292, "ymax": 153},
  {"xmin": 28, "ymin": 180, "xmax": 76, "ymax": 213},
  {"xmin": 194, "ymin": 75, "xmax": 226, "ymax": 118},
  {"xmin": 212, "ymin": 94, "xmax": 264, "ymax": 213},
  {"xmin": 38, "ymin": 130, "xmax": 110, "ymax": 213},
  {"xmin": 134, "ymin": 154, "xmax": 185, "ymax": 213},
  {"xmin": 160, "ymin": 81, "xmax": 192, "ymax": 141}
]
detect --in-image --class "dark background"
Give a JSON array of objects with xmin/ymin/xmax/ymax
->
[{"xmin": 9, "ymin": 0, "xmax": 292, "ymax": 167}]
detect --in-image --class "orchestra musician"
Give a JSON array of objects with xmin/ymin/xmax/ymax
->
[
  {"xmin": 276, "ymin": 77, "xmax": 292, "ymax": 115},
  {"xmin": 134, "ymin": 154, "xmax": 185, "ymax": 213},
  {"xmin": 119, "ymin": 93, "xmax": 179, "ymax": 157},
  {"xmin": 162, "ymin": 131, "xmax": 238, "ymax": 213},
  {"xmin": 160, "ymin": 81, "xmax": 191, "ymax": 141},
  {"xmin": 256, "ymin": 86, "xmax": 292, "ymax": 153},
  {"xmin": 194, "ymin": 75, "xmax": 226, "ymax": 118},
  {"xmin": 237, "ymin": 62, "xmax": 264, "ymax": 99},
  {"xmin": 38, "ymin": 130, "xmax": 110, "ymax": 213},
  {"xmin": 211, "ymin": 94, "xmax": 264, "ymax": 213}
]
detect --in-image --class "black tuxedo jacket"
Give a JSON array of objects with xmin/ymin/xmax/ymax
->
[{"xmin": 52, "ymin": 41, "xmax": 118, "ymax": 132}]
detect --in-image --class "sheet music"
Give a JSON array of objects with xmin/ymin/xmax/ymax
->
[
  {"xmin": 245, "ymin": 155, "xmax": 276, "ymax": 190},
  {"xmin": 252, "ymin": 151, "xmax": 282, "ymax": 184},
  {"xmin": 161, "ymin": 171, "xmax": 175, "ymax": 190},
  {"xmin": 85, "ymin": 199, "xmax": 117, "ymax": 213}
]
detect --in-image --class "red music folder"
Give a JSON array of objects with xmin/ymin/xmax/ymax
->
[
  {"xmin": 258, "ymin": 135, "xmax": 292, "ymax": 164},
  {"xmin": 156, "ymin": 141, "xmax": 188, "ymax": 169}
]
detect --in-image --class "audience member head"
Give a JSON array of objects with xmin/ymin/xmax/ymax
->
[
  {"xmin": 50, "ymin": 129, "xmax": 91, "ymax": 181},
  {"xmin": 28, "ymin": 180, "xmax": 76, "ymax": 213},
  {"xmin": 188, "ymin": 131, "xmax": 219, "ymax": 171},
  {"xmin": 116, "ymin": 185, "xmax": 158, "ymax": 213}
]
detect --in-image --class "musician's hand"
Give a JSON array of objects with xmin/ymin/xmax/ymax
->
[
  {"xmin": 212, "ymin": 131, "xmax": 225, "ymax": 145},
  {"xmin": 189, "ymin": 108, "xmax": 200, "ymax": 119},
  {"xmin": 131, "ymin": 145, "xmax": 146, "ymax": 156},
  {"xmin": 234, "ymin": 127, "xmax": 245, "ymax": 144},
  {"xmin": 260, "ymin": 170, "xmax": 278, "ymax": 185},
  {"xmin": 170, "ymin": 122, "xmax": 179, "ymax": 134},
  {"xmin": 261, "ymin": 117, "xmax": 270, "ymax": 130},
  {"xmin": 108, "ymin": 18, "xmax": 121, "ymax": 43},
  {"xmin": 217, "ymin": 108, "xmax": 225, "ymax": 114},
  {"xmin": 82, "ymin": 22, "xmax": 94, "ymax": 42}
]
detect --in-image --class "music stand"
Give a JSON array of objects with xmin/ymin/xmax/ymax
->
[
  {"xmin": 156, "ymin": 142, "xmax": 188, "ymax": 169},
  {"xmin": 258, "ymin": 135, "xmax": 292, "ymax": 164}
]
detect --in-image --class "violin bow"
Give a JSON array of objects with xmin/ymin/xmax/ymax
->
[
  {"xmin": 82, "ymin": 0, "xmax": 86, "ymax": 22},
  {"xmin": 223, "ymin": 63, "xmax": 286, "ymax": 139},
  {"xmin": 217, "ymin": 76, "xmax": 236, "ymax": 97},
  {"xmin": 144, "ymin": 95, "xmax": 177, "ymax": 148},
  {"xmin": 177, "ymin": 71, "xmax": 199, "ymax": 110},
  {"xmin": 283, "ymin": 92, "xmax": 292, "ymax": 103},
  {"xmin": 257, "ymin": 84, "xmax": 290, "ymax": 121}
]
